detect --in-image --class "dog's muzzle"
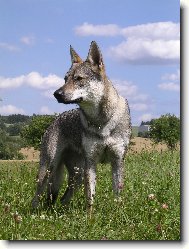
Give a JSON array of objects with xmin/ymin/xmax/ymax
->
[{"xmin": 54, "ymin": 89, "xmax": 83, "ymax": 104}]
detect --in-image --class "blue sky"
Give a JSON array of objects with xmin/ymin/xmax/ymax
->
[{"xmin": 0, "ymin": 0, "xmax": 180, "ymax": 125}]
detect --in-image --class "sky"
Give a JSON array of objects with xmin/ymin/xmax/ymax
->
[{"xmin": 0, "ymin": 0, "xmax": 180, "ymax": 125}]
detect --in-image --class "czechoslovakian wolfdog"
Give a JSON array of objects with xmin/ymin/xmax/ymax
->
[{"xmin": 32, "ymin": 41, "xmax": 131, "ymax": 213}]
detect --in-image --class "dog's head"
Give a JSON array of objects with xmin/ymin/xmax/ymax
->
[{"xmin": 54, "ymin": 41, "xmax": 106, "ymax": 105}]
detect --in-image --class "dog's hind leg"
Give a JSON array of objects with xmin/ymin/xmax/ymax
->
[
  {"xmin": 31, "ymin": 158, "xmax": 50, "ymax": 209},
  {"xmin": 46, "ymin": 162, "xmax": 65, "ymax": 206},
  {"xmin": 60, "ymin": 170, "xmax": 82, "ymax": 206},
  {"xmin": 60, "ymin": 152, "xmax": 83, "ymax": 206}
]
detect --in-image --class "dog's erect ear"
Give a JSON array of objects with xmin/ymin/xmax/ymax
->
[
  {"xmin": 70, "ymin": 45, "xmax": 83, "ymax": 64},
  {"xmin": 86, "ymin": 41, "xmax": 104, "ymax": 70}
]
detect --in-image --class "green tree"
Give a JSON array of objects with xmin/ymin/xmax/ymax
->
[
  {"xmin": 6, "ymin": 123, "xmax": 23, "ymax": 136},
  {"xmin": 149, "ymin": 114, "xmax": 180, "ymax": 150},
  {"xmin": 0, "ymin": 121, "xmax": 6, "ymax": 131},
  {"xmin": 138, "ymin": 131, "xmax": 150, "ymax": 138},
  {"xmin": 0, "ymin": 129, "xmax": 24, "ymax": 159},
  {"xmin": 21, "ymin": 115, "xmax": 56, "ymax": 150}
]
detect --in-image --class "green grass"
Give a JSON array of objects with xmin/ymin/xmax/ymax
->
[{"xmin": 0, "ymin": 150, "xmax": 180, "ymax": 240}]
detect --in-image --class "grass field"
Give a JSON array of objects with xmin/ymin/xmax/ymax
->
[{"xmin": 0, "ymin": 150, "xmax": 180, "ymax": 240}]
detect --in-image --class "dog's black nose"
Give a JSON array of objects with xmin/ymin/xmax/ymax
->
[
  {"xmin": 54, "ymin": 89, "xmax": 64, "ymax": 103},
  {"xmin": 54, "ymin": 89, "xmax": 62, "ymax": 98}
]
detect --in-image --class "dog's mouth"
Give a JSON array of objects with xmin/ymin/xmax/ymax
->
[
  {"xmin": 54, "ymin": 94, "xmax": 83, "ymax": 104},
  {"xmin": 61, "ymin": 97, "xmax": 83, "ymax": 104}
]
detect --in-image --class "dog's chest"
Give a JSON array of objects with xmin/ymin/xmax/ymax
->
[{"xmin": 82, "ymin": 133, "xmax": 126, "ymax": 162}]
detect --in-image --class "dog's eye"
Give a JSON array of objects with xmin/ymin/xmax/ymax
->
[{"xmin": 75, "ymin": 76, "xmax": 83, "ymax": 81}]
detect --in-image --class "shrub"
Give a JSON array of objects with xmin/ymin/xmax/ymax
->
[
  {"xmin": 0, "ymin": 129, "xmax": 24, "ymax": 159},
  {"xmin": 6, "ymin": 123, "xmax": 23, "ymax": 136},
  {"xmin": 149, "ymin": 114, "xmax": 180, "ymax": 150},
  {"xmin": 21, "ymin": 115, "xmax": 56, "ymax": 150},
  {"xmin": 138, "ymin": 131, "xmax": 150, "ymax": 138}
]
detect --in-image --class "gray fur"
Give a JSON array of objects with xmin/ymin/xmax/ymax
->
[{"xmin": 32, "ymin": 41, "xmax": 131, "ymax": 211}]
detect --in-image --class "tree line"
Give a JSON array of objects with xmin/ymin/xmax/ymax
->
[{"xmin": 0, "ymin": 114, "xmax": 31, "ymax": 124}]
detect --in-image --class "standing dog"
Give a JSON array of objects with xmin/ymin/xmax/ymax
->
[{"xmin": 32, "ymin": 41, "xmax": 131, "ymax": 212}]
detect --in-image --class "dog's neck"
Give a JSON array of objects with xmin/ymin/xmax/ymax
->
[{"xmin": 79, "ymin": 78, "xmax": 120, "ymax": 129}]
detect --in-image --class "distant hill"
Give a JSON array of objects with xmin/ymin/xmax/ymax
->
[{"xmin": 0, "ymin": 114, "xmax": 31, "ymax": 124}]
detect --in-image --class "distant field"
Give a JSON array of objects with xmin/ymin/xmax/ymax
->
[
  {"xmin": 20, "ymin": 147, "xmax": 40, "ymax": 161},
  {"xmin": 0, "ymin": 149, "xmax": 180, "ymax": 240},
  {"xmin": 19, "ymin": 137, "xmax": 170, "ymax": 161}
]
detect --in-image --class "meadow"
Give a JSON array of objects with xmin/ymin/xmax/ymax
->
[{"xmin": 0, "ymin": 149, "xmax": 180, "ymax": 240}]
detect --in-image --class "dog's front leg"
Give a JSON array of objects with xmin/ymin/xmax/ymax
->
[
  {"xmin": 111, "ymin": 155, "xmax": 124, "ymax": 197},
  {"xmin": 84, "ymin": 161, "xmax": 96, "ymax": 217}
]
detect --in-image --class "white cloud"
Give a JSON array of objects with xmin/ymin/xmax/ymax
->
[
  {"xmin": 138, "ymin": 113, "xmax": 157, "ymax": 123},
  {"xmin": 120, "ymin": 22, "xmax": 179, "ymax": 40},
  {"xmin": 158, "ymin": 82, "xmax": 180, "ymax": 91},
  {"xmin": 0, "ymin": 75, "xmax": 25, "ymax": 89},
  {"xmin": 45, "ymin": 38, "xmax": 54, "ymax": 44},
  {"xmin": 108, "ymin": 38, "xmax": 180, "ymax": 64},
  {"xmin": 20, "ymin": 35, "xmax": 35, "ymax": 45},
  {"xmin": 113, "ymin": 79, "xmax": 149, "ymax": 102},
  {"xmin": 74, "ymin": 22, "xmax": 120, "ymax": 36},
  {"xmin": 130, "ymin": 103, "xmax": 149, "ymax": 111},
  {"xmin": 161, "ymin": 69, "xmax": 180, "ymax": 81},
  {"xmin": 40, "ymin": 106, "xmax": 54, "ymax": 115},
  {"xmin": 0, "ymin": 72, "xmax": 64, "ymax": 90},
  {"xmin": 112, "ymin": 78, "xmax": 152, "ymax": 113},
  {"xmin": 158, "ymin": 69, "xmax": 180, "ymax": 91},
  {"xmin": 26, "ymin": 72, "xmax": 63, "ymax": 89},
  {"xmin": 0, "ymin": 105, "xmax": 25, "ymax": 115},
  {"xmin": 0, "ymin": 42, "xmax": 20, "ymax": 52},
  {"xmin": 75, "ymin": 21, "xmax": 180, "ymax": 65},
  {"xmin": 113, "ymin": 79, "xmax": 138, "ymax": 98},
  {"xmin": 131, "ymin": 94, "xmax": 149, "ymax": 102},
  {"xmin": 75, "ymin": 21, "xmax": 179, "ymax": 39},
  {"xmin": 42, "ymin": 89, "xmax": 56, "ymax": 98}
]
